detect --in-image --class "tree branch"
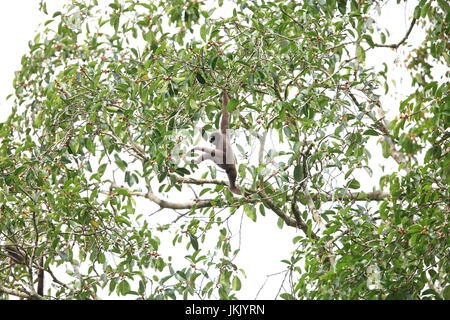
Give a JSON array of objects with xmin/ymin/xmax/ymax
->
[
  {"xmin": 279, "ymin": 6, "xmax": 303, "ymax": 29},
  {"xmin": 0, "ymin": 285, "xmax": 43, "ymax": 300},
  {"xmin": 374, "ymin": 18, "xmax": 417, "ymax": 49},
  {"xmin": 291, "ymin": 188, "xmax": 318, "ymax": 239},
  {"xmin": 257, "ymin": 190, "xmax": 322, "ymax": 240},
  {"xmin": 110, "ymin": 182, "xmax": 216, "ymax": 210},
  {"xmin": 322, "ymin": 191, "xmax": 391, "ymax": 202},
  {"xmin": 304, "ymin": 187, "xmax": 324, "ymax": 229},
  {"xmin": 109, "ymin": 179, "xmax": 390, "ymax": 233},
  {"xmin": 348, "ymin": 92, "xmax": 411, "ymax": 172},
  {"xmin": 176, "ymin": 177, "xmax": 228, "ymax": 186},
  {"xmin": 177, "ymin": 177, "xmax": 391, "ymax": 201},
  {"xmin": 373, "ymin": 104, "xmax": 412, "ymax": 172}
]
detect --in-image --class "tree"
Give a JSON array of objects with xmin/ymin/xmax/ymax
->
[{"xmin": 0, "ymin": 0, "xmax": 448, "ymax": 300}]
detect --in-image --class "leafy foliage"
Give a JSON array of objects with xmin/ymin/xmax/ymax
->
[{"xmin": 0, "ymin": 0, "xmax": 448, "ymax": 300}]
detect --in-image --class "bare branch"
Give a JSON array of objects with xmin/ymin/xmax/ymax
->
[
  {"xmin": 258, "ymin": 190, "xmax": 321, "ymax": 240},
  {"xmin": 322, "ymin": 191, "xmax": 391, "ymax": 202},
  {"xmin": 348, "ymin": 92, "xmax": 411, "ymax": 172},
  {"xmin": 304, "ymin": 188, "xmax": 324, "ymax": 229},
  {"xmin": 176, "ymin": 177, "xmax": 229, "ymax": 186},
  {"xmin": 0, "ymin": 285, "xmax": 43, "ymax": 300},
  {"xmin": 177, "ymin": 177, "xmax": 392, "ymax": 201},
  {"xmin": 279, "ymin": 6, "xmax": 303, "ymax": 29},
  {"xmin": 374, "ymin": 18, "xmax": 417, "ymax": 49},
  {"xmin": 291, "ymin": 188, "xmax": 315, "ymax": 238},
  {"xmin": 110, "ymin": 182, "xmax": 215, "ymax": 210},
  {"xmin": 374, "ymin": 104, "xmax": 412, "ymax": 172}
]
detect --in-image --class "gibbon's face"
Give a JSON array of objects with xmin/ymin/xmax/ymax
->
[{"xmin": 209, "ymin": 131, "xmax": 223, "ymax": 148}]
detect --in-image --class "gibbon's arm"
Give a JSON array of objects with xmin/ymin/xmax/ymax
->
[
  {"xmin": 190, "ymin": 146, "xmax": 216, "ymax": 153},
  {"xmin": 221, "ymin": 90, "xmax": 229, "ymax": 135},
  {"xmin": 190, "ymin": 147, "xmax": 225, "ymax": 164}
]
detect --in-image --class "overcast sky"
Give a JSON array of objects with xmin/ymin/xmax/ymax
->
[{"xmin": 0, "ymin": 2, "xmax": 46, "ymax": 121}]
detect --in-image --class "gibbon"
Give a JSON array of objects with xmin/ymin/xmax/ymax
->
[{"xmin": 190, "ymin": 90, "xmax": 242, "ymax": 195}]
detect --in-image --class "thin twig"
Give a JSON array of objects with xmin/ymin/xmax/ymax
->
[{"xmin": 374, "ymin": 18, "xmax": 416, "ymax": 49}]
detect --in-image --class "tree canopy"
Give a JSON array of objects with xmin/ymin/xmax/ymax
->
[{"xmin": 0, "ymin": 0, "xmax": 448, "ymax": 300}]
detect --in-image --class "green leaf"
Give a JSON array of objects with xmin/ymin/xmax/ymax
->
[
  {"xmin": 344, "ymin": 168, "xmax": 354, "ymax": 180},
  {"xmin": 244, "ymin": 204, "xmax": 257, "ymax": 222},
  {"xmin": 175, "ymin": 167, "xmax": 190, "ymax": 176},
  {"xmin": 413, "ymin": 6, "xmax": 421, "ymax": 19},
  {"xmin": 196, "ymin": 73, "xmax": 206, "ymax": 84},
  {"xmin": 293, "ymin": 164, "xmax": 304, "ymax": 182},
  {"xmin": 218, "ymin": 285, "xmax": 229, "ymax": 300},
  {"xmin": 98, "ymin": 252, "xmax": 106, "ymax": 264},
  {"xmin": 443, "ymin": 286, "xmax": 450, "ymax": 300},
  {"xmin": 138, "ymin": 280, "xmax": 146, "ymax": 295},
  {"xmin": 199, "ymin": 188, "xmax": 211, "ymax": 196},
  {"xmin": 407, "ymin": 225, "xmax": 422, "ymax": 234},
  {"xmin": 109, "ymin": 278, "xmax": 117, "ymax": 294},
  {"xmin": 118, "ymin": 280, "xmax": 130, "ymax": 295},
  {"xmin": 381, "ymin": 140, "xmax": 391, "ymax": 158},
  {"xmin": 189, "ymin": 233, "xmax": 199, "ymax": 251},
  {"xmin": 420, "ymin": 2, "xmax": 431, "ymax": 18},
  {"xmin": 348, "ymin": 179, "xmax": 360, "ymax": 189},
  {"xmin": 110, "ymin": 13, "xmax": 120, "ymax": 33},
  {"xmin": 63, "ymin": 64, "xmax": 78, "ymax": 76},
  {"xmin": 363, "ymin": 35, "xmax": 375, "ymax": 47},
  {"xmin": 69, "ymin": 139, "xmax": 80, "ymax": 154},
  {"xmin": 232, "ymin": 276, "xmax": 241, "ymax": 291},
  {"xmin": 283, "ymin": 126, "xmax": 292, "ymax": 138},
  {"xmin": 259, "ymin": 204, "xmax": 266, "ymax": 216},
  {"xmin": 105, "ymin": 106, "xmax": 120, "ymax": 113},
  {"xmin": 337, "ymin": 0, "xmax": 346, "ymax": 14},
  {"xmin": 115, "ymin": 157, "xmax": 127, "ymax": 171},
  {"xmin": 363, "ymin": 129, "xmax": 379, "ymax": 136},
  {"xmin": 189, "ymin": 99, "xmax": 198, "ymax": 110},
  {"xmin": 437, "ymin": 0, "xmax": 450, "ymax": 13},
  {"xmin": 33, "ymin": 112, "xmax": 44, "ymax": 128},
  {"xmin": 98, "ymin": 163, "xmax": 107, "ymax": 177},
  {"xmin": 211, "ymin": 56, "xmax": 219, "ymax": 70},
  {"xmin": 227, "ymin": 99, "xmax": 239, "ymax": 112},
  {"xmin": 277, "ymin": 217, "xmax": 284, "ymax": 229},
  {"xmin": 280, "ymin": 293, "xmax": 295, "ymax": 300},
  {"xmin": 200, "ymin": 24, "xmax": 207, "ymax": 42},
  {"xmin": 115, "ymin": 216, "xmax": 131, "ymax": 227},
  {"xmin": 85, "ymin": 138, "xmax": 95, "ymax": 153},
  {"xmin": 356, "ymin": 45, "xmax": 365, "ymax": 63}
]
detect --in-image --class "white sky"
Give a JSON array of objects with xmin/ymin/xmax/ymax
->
[
  {"xmin": 0, "ymin": 0, "xmax": 435, "ymax": 300},
  {"xmin": 0, "ymin": 2, "xmax": 40, "ymax": 120}
]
